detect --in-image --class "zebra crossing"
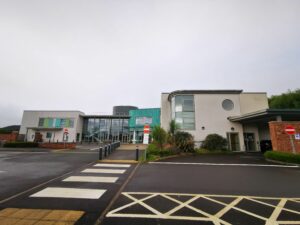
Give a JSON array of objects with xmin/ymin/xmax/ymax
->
[{"xmin": 30, "ymin": 163, "xmax": 132, "ymax": 200}]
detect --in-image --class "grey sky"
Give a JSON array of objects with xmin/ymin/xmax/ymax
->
[{"xmin": 0, "ymin": 0, "xmax": 300, "ymax": 127}]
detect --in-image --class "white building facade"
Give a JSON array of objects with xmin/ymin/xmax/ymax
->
[
  {"xmin": 19, "ymin": 111, "xmax": 84, "ymax": 143},
  {"xmin": 161, "ymin": 90, "xmax": 269, "ymax": 151}
]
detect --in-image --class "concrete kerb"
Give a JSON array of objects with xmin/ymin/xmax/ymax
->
[{"xmin": 265, "ymin": 158, "xmax": 300, "ymax": 167}]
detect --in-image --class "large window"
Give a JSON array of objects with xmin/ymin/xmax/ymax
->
[
  {"xmin": 38, "ymin": 118, "xmax": 74, "ymax": 128},
  {"xmin": 171, "ymin": 95, "xmax": 195, "ymax": 130}
]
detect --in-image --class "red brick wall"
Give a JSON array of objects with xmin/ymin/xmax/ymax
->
[
  {"xmin": 269, "ymin": 121, "xmax": 300, "ymax": 153},
  {"xmin": 0, "ymin": 132, "xmax": 18, "ymax": 142},
  {"xmin": 39, "ymin": 142, "xmax": 76, "ymax": 149}
]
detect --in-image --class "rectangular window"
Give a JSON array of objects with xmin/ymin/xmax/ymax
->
[
  {"xmin": 46, "ymin": 132, "xmax": 52, "ymax": 138},
  {"xmin": 38, "ymin": 118, "xmax": 44, "ymax": 127},
  {"xmin": 172, "ymin": 95, "xmax": 195, "ymax": 130}
]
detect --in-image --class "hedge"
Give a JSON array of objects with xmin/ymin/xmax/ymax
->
[
  {"xmin": 3, "ymin": 142, "xmax": 39, "ymax": 148},
  {"xmin": 264, "ymin": 151, "xmax": 300, "ymax": 164}
]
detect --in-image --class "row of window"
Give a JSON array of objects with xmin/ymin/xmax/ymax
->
[{"xmin": 38, "ymin": 118, "xmax": 75, "ymax": 128}]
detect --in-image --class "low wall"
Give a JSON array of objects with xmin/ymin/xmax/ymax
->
[
  {"xmin": 0, "ymin": 132, "xmax": 18, "ymax": 142},
  {"xmin": 269, "ymin": 121, "xmax": 300, "ymax": 153},
  {"xmin": 39, "ymin": 142, "xmax": 76, "ymax": 149}
]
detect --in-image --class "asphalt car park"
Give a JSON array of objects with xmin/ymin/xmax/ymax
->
[{"xmin": 102, "ymin": 154, "xmax": 300, "ymax": 225}]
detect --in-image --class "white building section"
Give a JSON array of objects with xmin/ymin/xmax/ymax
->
[
  {"xmin": 63, "ymin": 176, "xmax": 119, "ymax": 183},
  {"xmin": 30, "ymin": 187, "xmax": 106, "ymax": 199}
]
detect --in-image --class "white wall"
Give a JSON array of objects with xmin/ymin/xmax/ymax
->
[
  {"xmin": 161, "ymin": 93, "xmax": 172, "ymax": 131},
  {"xmin": 19, "ymin": 111, "xmax": 84, "ymax": 142}
]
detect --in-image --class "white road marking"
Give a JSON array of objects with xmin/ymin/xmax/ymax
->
[
  {"xmin": 0, "ymin": 171, "xmax": 6, "ymax": 173},
  {"xmin": 107, "ymin": 192, "xmax": 300, "ymax": 224},
  {"xmin": 149, "ymin": 162, "xmax": 299, "ymax": 168},
  {"xmin": 30, "ymin": 187, "xmax": 106, "ymax": 199},
  {"xmin": 94, "ymin": 163, "xmax": 131, "ymax": 168},
  {"xmin": 63, "ymin": 176, "xmax": 118, "ymax": 183},
  {"xmin": 82, "ymin": 168, "xmax": 126, "ymax": 174}
]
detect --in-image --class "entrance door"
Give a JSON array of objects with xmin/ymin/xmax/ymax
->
[
  {"xmin": 227, "ymin": 133, "xmax": 240, "ymax": 151},
  {"xmin": 244, "ymin": 133, "xmax": 256, "ymax": 151}
]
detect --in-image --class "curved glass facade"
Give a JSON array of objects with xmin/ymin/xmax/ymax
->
[{"xmin": 171, "ymin": 95, "xmax": 195, "ymax": 130}]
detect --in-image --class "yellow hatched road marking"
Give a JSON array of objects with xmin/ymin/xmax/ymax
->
[{"xmin": 106, "ymin": 192, "xmax": 300, "ymax": 224}]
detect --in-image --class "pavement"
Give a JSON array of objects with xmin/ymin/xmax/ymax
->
[{"xmin": 0, "ymin": 149, "xmax": 299, "ymax": 225}]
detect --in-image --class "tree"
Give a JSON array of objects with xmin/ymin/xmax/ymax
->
[
  {"xmin": 269, "ymin": 89, "xmax": 300, "ymax": 109},
  {"xmin": 151, "ymin": 126, "xmax": 167, "ymax": 150},
  {"xmin": 168, "ymin": 120, "xmax": 180, "ymax": 145},
  {"xmin": 202, "ymin": 134, "xmax": 228, "ymax": 151}
]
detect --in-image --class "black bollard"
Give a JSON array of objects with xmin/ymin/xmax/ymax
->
[
  {"xmin": 104, "ymin": 145, "xmax": 108, "ymax": 157},
  {"xmin": 99, "ymin": 147, "xmax": 103, "ymax": 160},
  {"xmin": 135, "ymin": 146, "xmax": 139, "ymax": 161}
]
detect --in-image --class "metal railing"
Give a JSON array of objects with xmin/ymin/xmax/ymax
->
[{"xmin": 98, "ymin": 141, "xmax": 121, "ymax": 160}]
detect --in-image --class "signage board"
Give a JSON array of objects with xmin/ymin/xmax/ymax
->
[
  {"xmin": 295, "ymin": 133, "xmax": 300, "ymax": 140},
  {"xmin": 285, "ymin": 125, "xmax": 296, "ymax": 135}
]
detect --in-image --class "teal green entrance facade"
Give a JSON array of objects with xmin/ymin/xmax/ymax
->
[{"xmin": 129, "ymin": 108, "xmax": 161, "ymax": 143}]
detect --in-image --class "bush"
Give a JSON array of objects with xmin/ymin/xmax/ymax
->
[
  {"xmin": 202, "ymin": 134, "xmax": 228, "ymax": 151},
  {"xmin": 264, "ymin": 151, "xmax": 300, "ymax": 164},
  {"xmin": 3, "ymin": 142, "xmax": 39, "ymax": 148},
  {"xmin": 145, "ymin": 143, "xmax": 175, "ymax": 161},
  {"xmin": 174, "ymin": 131, "xmax": 195, "ymax": 152},
  {"xmin": 152, "ymin": 126, "xmax": 167, "ymax": 150}
]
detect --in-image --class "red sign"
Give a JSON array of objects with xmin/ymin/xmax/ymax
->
[
  {"xmin": 285, "ymin": 125, "xmax": 296, "ymax": 135},
  {"xmin": 144, "ymin": 125, "xmax": 150, "ymax": 134}
]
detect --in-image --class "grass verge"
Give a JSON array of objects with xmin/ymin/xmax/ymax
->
[{"xmin": 264, "ymin": 151, "xmax": 300, "ymax": 164}]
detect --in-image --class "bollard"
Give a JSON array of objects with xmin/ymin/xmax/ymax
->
[
  {"xmin": 104, "ymin": 145, "xmax": 108, "ymax": 157},
  {"xmin": 108, "ymin": 144, "xmax": 111, "ymax": 154},
  {"xmin": 135, "ymin": 146, "xmax": 139, "ymax": 161},
  {"xmin": 99, "ymin": 147, "xmax": 103, "ymax": 160}
]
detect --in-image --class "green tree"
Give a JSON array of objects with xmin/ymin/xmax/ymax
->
[
  {"xmin": 152, "ymin": 126, "xmax": 167, "ymax": 150},
  {"xmin": 269, "ymin": 89, "xmax": 300, "ymax": 109},
  {"xmin": 167, "ymin": 120, "xmax": 180, "ymax": 145}
]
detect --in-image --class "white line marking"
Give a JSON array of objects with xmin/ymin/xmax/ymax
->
[
  {"xmin": 0, "ymin": 171, "xmax": 6, "ymax": 173},
  {"xmin": 82, "ymin": 168, "xmax": 126, "ymax": 174},
  {"xmin": 149, "ymin": 162, "xmax": 299, "ymax": 168},
  {"xmin": 63, "ymin": 176, "xmax": 118, "ymax": 183},
  {"xmin": 30, "ymin": 187, "xmax": 106, "ymax": 199},
  {"xmin": 90, "ymin": 148, "xmax": 99, "ymax": 151},
  {"xmin": 94, "ymin": 163, "xmax": 131, "ymax": 168}
]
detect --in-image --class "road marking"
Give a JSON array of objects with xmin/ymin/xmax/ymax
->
[
  {"xmin": 106, "ymin": 192, "xmax": 300, "ymax": 224},
  {"xmin": 30, "ymin": 187, "xmax": 106, "ymax": 199},
  {"xmin": 0, "ymin": 171, "xmax": 6, "ymax": 173},
  {"xmin": 82, "ymin": 169, "xmax": 126, "ymax": 174},
  {"xmin": 63, "ymin": 176, "xmax": 118, "ymax": 183},
  {"xmin": 94, "ymin": 163, "xmax": 131, "ymax": 168},
  {"xmin": 149, "ymin": 162, "xmax": 299, "ymax": 168}
]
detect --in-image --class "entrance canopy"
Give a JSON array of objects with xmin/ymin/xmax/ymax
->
[{"xmin": 228, "ymin": 109, "xmax": 300, "ymax": 123}]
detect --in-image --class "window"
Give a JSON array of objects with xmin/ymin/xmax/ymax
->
[
  {"xmin": 38, "ymin": 118, "xmax": 44, "ymax": 127},
  {"xmin": 222, "ymin": 99, "xmax": 234, "ymax": 111},
  {"xmin": 46, "ymin": 132, "xmax": 52, "ymax": 138},
  {"xmin": 171, "ymin": 95, "xmax": 195, "ymax": 130}
]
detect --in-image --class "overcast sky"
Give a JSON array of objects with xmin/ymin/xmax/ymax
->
[{"xmin": 0, "ymin": 0, "xmax": 300, "ymax": 127}]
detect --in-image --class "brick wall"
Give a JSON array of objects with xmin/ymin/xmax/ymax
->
[
  {"xmin": 39, "ymin": 142, "xmax": 76, "ymax": 149},
  {"xmin": 269, "ymin": 121, "xmax": 300, "ymax": 153},
  {"xmin": 0, "ymin": 132, "xmax": 18, "ymax": 142}
]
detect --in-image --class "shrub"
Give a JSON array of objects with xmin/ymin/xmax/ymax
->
[
  {"xmin": 264, "ymin": 151, "xmax": 300, "ymax": 164},
  {"xmin": 152, "ymin": 126, "xmax": 167, "ymax": 150},
  {"xmin": 202, "ymin": 134, "xmax": 228, "ymax": 151},
  {"xmin": 3, "ymin": 142, "xmax": 39, "ymax": 148},
  {"xmin": 174, "ymin": 131, "xmax": 195, "ymax": 152},
  {"xmin": 145, "ymin": 143, "xmax": 175, "ymax": 160}
]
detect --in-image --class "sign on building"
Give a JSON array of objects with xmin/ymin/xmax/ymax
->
[{"xmin": 136, "ymin": 117, "xmax": 153, "ymax": 125}]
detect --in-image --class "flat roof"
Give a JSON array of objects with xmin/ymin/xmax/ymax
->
[
  {"xmin": 24, "ymin": 110, "xmax": 85, "ymax": 114},
  {"xmin": 228, "ymin": 109, "xmax": 300, "ymax": 123},
  {"xmin": 167, "ymin": 90, "xmax": 243, "ymax": 100}
]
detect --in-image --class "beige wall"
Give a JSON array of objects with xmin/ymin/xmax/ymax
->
[{"xmin": 239, "ymin": 93, "xmax": 269, "ymax": 114}]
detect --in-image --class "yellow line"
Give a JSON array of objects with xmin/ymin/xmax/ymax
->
[{"xmin": 266, "ymin": 199, "xmax": 288, "ymax": 224}]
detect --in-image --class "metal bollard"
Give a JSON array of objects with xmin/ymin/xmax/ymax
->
[
  {"xmin": 135, "ymin": 146, "xmax": 139, "ymax": 161},
  {"xmin": 99, "ymin": 147, "xmax": 103, "ymax": 160},
  {"xmin": 104, "ymin": 145, "xmax": 108, "ymax": 157},
  {"xmin": 108, "ymin": 144, "xmax": 111, "ymax": 154}
]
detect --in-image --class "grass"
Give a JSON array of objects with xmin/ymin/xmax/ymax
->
[{"xmin": 264, "ymin": 151, "xmax": 300, "ymax": 164}]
